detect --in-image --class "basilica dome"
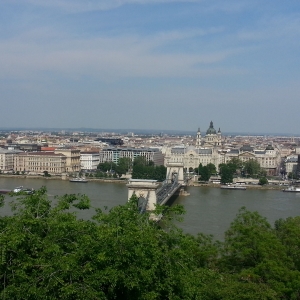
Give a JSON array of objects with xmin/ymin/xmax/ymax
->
[{"xmin": 206, "ymin": 121, "xmax": 217, "ymax": 134}]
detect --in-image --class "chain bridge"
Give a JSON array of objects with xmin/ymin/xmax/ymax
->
[{"xmin": 127, "ymin": 163, "xmax": 187, "ymax": 213}]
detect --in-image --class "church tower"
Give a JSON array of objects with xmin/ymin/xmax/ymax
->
[
  {"xmin": 203, "ymin": 121, "xmax": 222, "ymax": 148},
  {"xmin": 196, "ymin": 128, "xmax": 201, "ymax": 148},
  {"xmin": 217, "ymin": 128, "xmax": 221, "ymax": 146}
]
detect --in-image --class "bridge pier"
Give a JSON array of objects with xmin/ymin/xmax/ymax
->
[
  {"xmin": 127, "ymin": 164, "xmax": 186, "ymax": 213},
  {"xmin": 127, "ymin": 179, "xmax": 159, "ymax": 211},
  {"xmin": 166, "ymin": 163, "xmax": 185, "ymax": 185}
]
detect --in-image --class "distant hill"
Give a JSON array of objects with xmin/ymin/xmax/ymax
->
[{"xmin": 0, "ymin": 127, "xmax": 298, "ymax": 137}]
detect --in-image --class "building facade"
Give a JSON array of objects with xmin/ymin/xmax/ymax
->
[
  {"xmin": 54, "ymin": 148, "xmax": 81, "ymax": 173},
  {"xmin": 14, "ymin": 152, "xmax": 66, "ymax": 175},
  {"xmin": 165, "ymin": 123, "xmax": 281, "ymax": 175},
  {"xmin": 99, "ymin": 147, "xmax": 164, "ymax": 166},
  {"xmin": 0, "ymin": 149, "xmax": 22, "ymax": 172},
  {"xmin": 80, "ymin": 151, "xmax": 100, "ymax": 171}
]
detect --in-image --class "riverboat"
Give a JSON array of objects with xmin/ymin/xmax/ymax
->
[
  {"xmin": 69, "ymin": 177, "xmax": 88, "ymax": 183},
  {"xmin": 282, "ymin": 186, "xmax": 300, "ymax": 192},
  {"xmin": 220, "ymin": 184, "xmax": 247, "ymax": 190},
  {"xmin": 13, "ymin": 186, "xmax": 35, "ymax": 194}
]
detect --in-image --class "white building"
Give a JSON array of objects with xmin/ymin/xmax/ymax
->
[
  {"xmin": 285, "ymin": 155, "xmax": 298, "ymax": 174},
  {"xmin": 0, "ymin": 148, "xmax": 22, "ymax": 172},
  {"xmin": 99, "ymin": 147, "xmax": 164, "ymax": 166},
  {"xmin": 80, "ymin": 151, "xmax": 100, "ymax": 171},
  {"xmin": 165, "ymin": 122, "xmax": 281, "ymax": 175}
]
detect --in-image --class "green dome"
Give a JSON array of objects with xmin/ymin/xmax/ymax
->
[
  {"xmin": 266, "ymin": 145, "xmax": 274, "ymax": 150},
  {"xmin": 206, "ymin": 121, "xmax": 217, "ymax": 134}
]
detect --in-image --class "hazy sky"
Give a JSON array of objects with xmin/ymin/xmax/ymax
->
[{"xmin": 1, "ymin": 0, "xmax": 300, "ymax": 134}]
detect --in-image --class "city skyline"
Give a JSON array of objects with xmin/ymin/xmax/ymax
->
[{"xmin": 1, "ymin": 1, "xmax": 300, "ymax": 134}]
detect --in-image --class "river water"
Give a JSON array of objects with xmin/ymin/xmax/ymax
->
[{"xmin": 1, "ymin": 177, "xmax": 300, "ymax": 240}]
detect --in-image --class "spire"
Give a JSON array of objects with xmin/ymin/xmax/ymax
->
[{"xmin": 196, "ymin": 127, "xmax": 201, "ymax": 148}]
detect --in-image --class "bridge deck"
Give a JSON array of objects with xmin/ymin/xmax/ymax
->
[{"xmin": 156, "ymin": 182, "xmax": 181, "ymax": 205}]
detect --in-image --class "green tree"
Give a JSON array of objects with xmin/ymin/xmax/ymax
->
[
  {"xmin": 220, "ymin": 207, "xmax": 300, "ymax": 299},
  {"xmin": 0, "ymin": 188, "xmax": 219, "ymax": 299},
  {"xmin": 199, "ymin": 166, "xmax": 210, "ymax": 182},
  {"xmin": 115, "ymin": 157, "xmax": 132, "ymax": 177},
  {"xmin": 219, "ymin": 164, "xmax": 234, "ymax": 184},
  {"xmin": 206, "ymin": 163, "xmax": 217, "ymax": 175},
  {"xmin": 97, "ymin": 161, "xmax": 117, "ymax": 172},
  {"xmin": 133, "ymin": 155, "xmax": 148, "ymax": 166},
  {"xmin": 275, "ymin": 216, "xmax": 300, "ymax": 271},
  {"xmin": 197, "ymin": 163, "xmax": 216, "ymax": 182},
  {"xmin": 258, "ymin": 177, "xmax": 268, "ymax": 185},
  {"xmin": 243, "ymin": 159, "xmax": 261, "ymax": 178}
]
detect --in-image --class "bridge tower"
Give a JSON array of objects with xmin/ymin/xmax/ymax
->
[
  {"xmin": 166, "ymin": 162, "xmax": 185, "ymax": 185},
  {"xmin": 127, "ymin": 179, "xmax": 159, "ymax": 211}
]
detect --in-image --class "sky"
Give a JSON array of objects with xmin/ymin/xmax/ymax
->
[{"xmin": 1, "ymin": 0, "xmax": 300, "ymax": 135}]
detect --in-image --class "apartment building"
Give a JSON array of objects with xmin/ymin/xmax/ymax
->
[
  {"xmin": 0, "ymin": 148, "xmax": 22, "ymax": 172},
  {"xmin": 80, "ymin": 151, "xmax": 100, "ymax": 171},
  {"xmin": 14, "ymin": 152, "xmax": 66, "ymax": 175},
  {"xmin": 54, "ymin": 148, "xmax": 81, "ymax": 173},
  {"xmin": 99, "ymin": 147, "xmax": 164, "ymax": 166}
]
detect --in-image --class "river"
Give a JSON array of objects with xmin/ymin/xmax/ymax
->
[{"xmin": 1, "ymin": 177, "xmax": 300, "ymax": 240}]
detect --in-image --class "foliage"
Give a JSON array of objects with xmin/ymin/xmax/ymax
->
[
  {"xmin": 258, "ymin": 177, "xmax": 268, "ymax": 185},
  {"xmin": 97, "ymin": 162, "xmax": 117, "ymax": 172},
  {"xmin": 219, "ymin": 164, "xmax": 234, "ymax": 184},
  {"xmin": 132, "ymin": 156, "xmax": 166, "ymax": 181},
  {"xmin": 1, "ymin": 191, "xmax": 300, "ymax": 299},
  {"xmin": 115, "ymin": 157, "xmax": 132, "ymax": 177},
  {"xmin": 220, "ymin": 207, "xmax": 300, "ymax": 299},
  {"xmin": 243, "ymin": 159, "xmax": 261, "ymax": 178},
  {"xmin": 197, "ymin": 163, "xmax": 216, "ymax": 182},
  {"xmin": 275, "ymin": 216, "xmax": 300, "ymax": 271},
  {"xmin": 206, "ymin": 163, "xmax": 217, "ymax": 175}
]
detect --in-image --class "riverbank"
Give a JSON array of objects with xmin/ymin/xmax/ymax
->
[
  {"xmin": 0, "ymin": 174, "xmax": 127, "ymax": 184},
  {"xmin": 0, "ymin": 174, "xmax": 289, "ymax": 190},
  {"xmin": 189, "ymin": 182, "xmax": 285, "ymax": 190}
]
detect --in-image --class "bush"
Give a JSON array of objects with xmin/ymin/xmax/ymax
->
[{"xmin": 259, "ymin": 177, "xmax": 268, "ymax": 185}]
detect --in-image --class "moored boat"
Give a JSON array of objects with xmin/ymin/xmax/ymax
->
[
  {"xmin": 69, "ymin": 177, "xmax": 88, "ymax": 183},
  {"xmin": 220, "ymin": 184, "xmax": 246, "ymax": 190},
  {"xmin": 13, "ymin": 186, "xmax": 35, "ymax": 194},
  {"xmin": 282, "ymin": 186, "xmax": 300, "ymax": 192}
]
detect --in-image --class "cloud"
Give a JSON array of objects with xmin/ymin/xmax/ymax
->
[
  {"xmin": 0, "ymin": 27, "xmax": 243, "ymax": 82},
  {"xmin": 5, "ymin": 0, "xmax": 203, "ymax": 13},
  {"xmin": 237, "ymin": 14, "xmax": 300, "ymax": 42}
]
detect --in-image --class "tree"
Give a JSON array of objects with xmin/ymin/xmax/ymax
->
[
  {"xmin": 115, "ymin": 157, "xmax": 132, "ymax": 177},
  {"xmin": 226, "ymin": 158, "xmax": 244, "ymax": 176},
  {"xmin": 133, "ymin": 155, "xmax": 148, "ymax": 166},
  {"xmin": 243, "ymin": 159, "xmax": 261, "ymax": 178},
  {"xmin": 206, "ymin": 163, "xmax": 217, "ymax": 175},
  {"xmin": 97, "ymin": 161, "xmax": 117, "ymax": 172},
  {"xmin": 196, "ymin": 163, "xmax": 216, "ymax": 182},
  {"xmin": 0, "ymin": 188, "xmax": 217, "ymax": 299},
  {"xmin": 1, "ymin": 189, "xmax": 300, "ymax": 298},
  {"xmin": 259, "ymin": 177, "xmax": 268, "ymax": 185},
  {"xmin": 219, "ymin": 164, "xmax": 234, "ymax": 184},
  {"xmin": 275, "ymin": 216, "xmax": 300, "ymax": 271},
  {"xmin": 221, "ymin": 207, "xmax": 300, "ymax": 299},
  {"xmin": 199, "ymin": 166, "xmax": 210, "ymax": 182}
]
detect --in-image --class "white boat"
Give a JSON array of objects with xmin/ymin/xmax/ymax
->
[
  {"xmin": 69, "ymin": 177, "xmax": 88, "ymax": 183},
  {"xmin": 13, "ymin": 186, "xmax": 35, "ymax": 194},
  {"xmin": 13, "ymin": 186, "xmax": 23, "ymax": 193},
  {"xmin": 282, "ymin": 186, "xmax": 300, "ymax": 192},
  {"xmin": 220, "ymin": 184, "xmax": 246, "ymax": 190}
]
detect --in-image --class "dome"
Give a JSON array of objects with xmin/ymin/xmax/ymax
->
[
  {"xmin": 266, "ymin": 145, "xmax": 274, "ymax": 150},
  {"xmin": 206, "ymin": 121, "xmax": 217, "ymax": 134}
]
